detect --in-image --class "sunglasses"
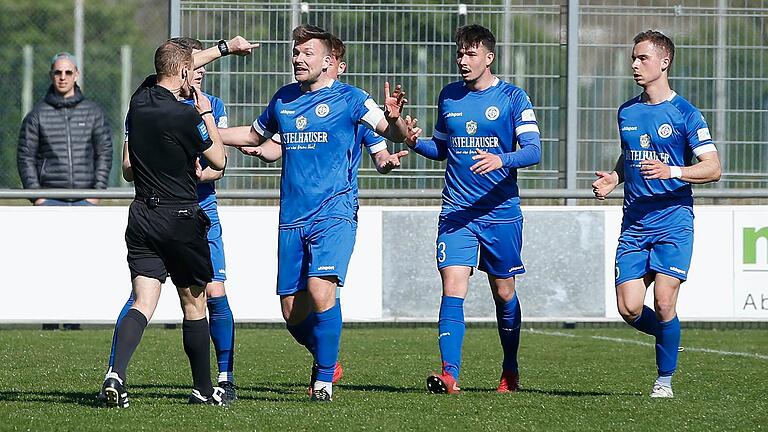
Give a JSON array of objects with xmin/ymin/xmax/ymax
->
[{"xmin": 52, "ymin": 70, "xmax": 75, "ymax": 77}]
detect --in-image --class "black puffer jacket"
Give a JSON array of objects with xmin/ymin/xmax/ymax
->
[{"xmin": 17, "ymin": 85, "xmax": 112, "ymax": 189}]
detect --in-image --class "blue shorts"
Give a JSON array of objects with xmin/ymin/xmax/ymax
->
[
  {"xmin": 277, "ymin": 218, "xmax": 357, "ymax": 296},
  {"xmin": 614, "ymin": 227, "xmax": 693, "ymax": 286},
  {"xmin": 436, "ymin": 217, "xmax": 525, "ymax": 278},
  {"xmin": 200, "ymin": 196, "xmax": 226, "ymax": 282}
]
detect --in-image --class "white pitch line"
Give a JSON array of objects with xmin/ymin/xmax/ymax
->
[{"xmin": 526, "ymin": 329, "xmax": 768, "ymax": 361}]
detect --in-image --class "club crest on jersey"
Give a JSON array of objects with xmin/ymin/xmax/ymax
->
[
  {"xmin": 466, "ymin": 120, "xmax": 478, "ymax": 135},
  {"xmin": 296, "ymin": 116, "xmax": 308, "ymax": 131},
  {"xmin": 639, "ymin": 133, "xmax": 651, "ymax": 148},
  {"xmin": 658, "ymin": 123, "xmax": 673, "ymax": 138},
  {"xmin": 485, "ymin": 106, "xmax": 500, "ymax": 121},
  {"xmin": 315, "ymin": 103, "xmax": 330, "ymax": 118}
]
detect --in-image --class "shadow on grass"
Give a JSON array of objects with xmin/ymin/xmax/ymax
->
[
  {"xmin": 0, "ymin": 390, "xmax": 103, "ymax": 407},
  {"xmin": 514, "ymin": 387, "xmax": 639, "ymax": 397}
]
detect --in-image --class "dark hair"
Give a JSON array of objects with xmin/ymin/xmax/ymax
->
[
  {"xmin": 292, "ymin": 24, "xmax": 332, "ymax": 55},
  {"xmin": 154, "ymin": 40, "xmax": 192, "ymax": 78},
  {"xmin": 633, "ymin": 30, "xmax": 675, "ymax": 65},
  {"xmin": 330, "ymin": 35, "xmax": 346, "ymax": 61},
  {"xmin": 169, "ymin": 36, "xmax": 203, "ymax": 51},
  {"xmin": 455, "ymin": 24, "xmax": 496, "ymax": 53}
]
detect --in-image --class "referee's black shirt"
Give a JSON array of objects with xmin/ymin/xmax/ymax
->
[{"xmin": 126, "ymin": 78, "xmax": 213, "ymax": 201}]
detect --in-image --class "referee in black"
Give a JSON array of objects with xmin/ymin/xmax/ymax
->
[{"xmin": 100, "ymin": 40, "xmax": 228, "ymax": 408}]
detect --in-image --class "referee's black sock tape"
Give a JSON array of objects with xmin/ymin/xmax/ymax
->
[
  {"xmin": 183, "ymin": 317, "xmax": 214, "ymax": 396},
  {"xmin": 112, "ymin": 308, "xmax": 148, "ymax": 383}
]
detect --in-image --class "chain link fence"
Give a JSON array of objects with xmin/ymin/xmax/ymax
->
[{"xmin": 3, "ymin": 0, "xmax": 766, "ymax": 192}]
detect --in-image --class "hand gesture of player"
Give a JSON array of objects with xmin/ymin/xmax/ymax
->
[
  {"xmin": 639, "ymin": 159, "xmax": 673, "ymax": 180},
  {"xmin": 226, "ymin": 36, "xmax": 260, "ymax": 56},
  {"xmin": 404, "ymin": 115, "xmax": 422, "ymax": 147},
  {"xmin": 592, "ymin": 171, "xmax": 619, "ymax": 200},
  {"xmin": 195, "ymin": 157, "xmax": 203, "ymax": 180},
  {"xmin": 239, "ymin": 146, "xmax": 263, "ymax": 157},
  {"xmin": 383, "ymin": 81, "xmax": 407, "ymax": 121},
  {"xmin": 192, "ymin": 86, "xmax": 212, "ymax": 115},
  {"xmin": 470, "ymin": 149, "xmax": 503, "ymax": 175},
  {"xmin": 379, "ymin": 150, "xmax": 410, "ymax": 174}
]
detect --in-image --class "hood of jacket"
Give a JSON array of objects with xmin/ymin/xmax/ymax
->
[{"xmin": 44, "ymin": 84, "xmax": 85, "ymax": 109}]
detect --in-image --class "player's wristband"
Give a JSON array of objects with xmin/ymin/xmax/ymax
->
[
  {"xmin": 217, "ymin": 39, "xmax": 230, "ymax": 57},
  {"xmin": 200, "ymin": 110, "xmax": 213, "ymax": 117},
  {"xmin": 669, "ymin": 166, "xmax": 683, "ymax": 179}
]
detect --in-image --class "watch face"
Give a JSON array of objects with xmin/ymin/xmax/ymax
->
[{"xmin": 218, "ymin": 40, "xmax": 228, "ymax": 55}]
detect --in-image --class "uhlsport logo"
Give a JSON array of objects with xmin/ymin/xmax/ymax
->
[
  {"xmin": 315, "ymin": 103, "xmax": 330, "ymax": 118},
  {"xmin": 295, "ymin": 115, "xmax": 308, "ymax": 131},
  {"xmin": 466, "ymin": 120, "xmax": 478, "ymax": 135},
  {"xmin": 639, "ymin": 133, "xmax": 651, "ymax": 148},
  {"xmin": 658, "ymin": 123, "xmax": 673, "ymax": 138},
  {"xmin": 485, "ymin": 106, "xmax": 500, "ymax": 120}
]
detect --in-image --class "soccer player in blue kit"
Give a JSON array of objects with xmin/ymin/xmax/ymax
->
[
  {"xmin": 105, "ymin": 37, "xmax": 238, "ymax": 403},
  {"xmin": 592, "ymin": 31, "xmax": 721, "ymax": 398},
  {"xmin": 237, "ymin": 34, "xmax": 408, "ymax": 391},
  {"xmin": 404, "ymin": 24, "xmax": 541, "ymax": 394},
  {"xmin": 221, "ymin": 25, "xmax": 410, "ymax": 401}
]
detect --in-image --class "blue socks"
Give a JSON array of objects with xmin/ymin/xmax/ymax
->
[
  {"xmin": 207, "ymin": 295, "xmax": 235, "ymax": 382},
  {"xmin": 108, "ymin": 295, "xmax": 135, "ymax": 368},
  {"xmin": 656, "ymin": 316, "xmax": 680, "ymax": 378},
  {"xmin": 628, "ymin": 305, "xmax": 661, "ymax": 337},
  {"xmin": 312, "ymin": 301, "xmax": 342, "ymax": 383},
  {"xmin": 496, "ymin": 292, "xmax": 522, "ymax": 373},
  {"xmin": 438, "ymin": 296, "xmax": 465, "ymax": 380},
  {"xmin": 628, "ymin": 306, "xmax": 679, "ymax": 382}
]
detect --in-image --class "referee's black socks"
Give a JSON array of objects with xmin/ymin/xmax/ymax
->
[
  {"xmin": 183, "ymin": 317, "xmax": 214, "ymax": 396},
  {"xmin": 112, "ymin": 308, "xmax": 148, "ymax": 382}
]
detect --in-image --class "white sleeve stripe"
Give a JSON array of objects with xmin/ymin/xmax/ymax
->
[
  {"xmin": 432, "ymin": 129, "xmax": 448, "ymax": 141},
  {"xmin": 252, "ymin": 119, "xmax": 278, "ymax": 141},
  {"xmin": 515, "ymin": 124, "xmax": 540, "ymax": 136},
  {"xmin": 693, "ymin": 143, "xmax": 717, "ymax": 156},
  {"xmin": 362, "ymin": 108, "xmax": 385, "ymax": 130},
  {"xmin": 367, "ymin": 141, "xmax": 387, "ymax": 154}
]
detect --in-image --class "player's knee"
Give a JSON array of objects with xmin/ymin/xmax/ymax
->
[
  {"xmin": 617, "ymin": 303, "xmax": 642, "ymax": 323},
  {"xmin": 654, "ymin": 298, "xmax": 677, "ymax": 320},
  {"xmin": 206, "ymin": 282, "xmax": 226, "ymax": 298}
]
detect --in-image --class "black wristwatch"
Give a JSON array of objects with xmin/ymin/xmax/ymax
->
[{"xmin": 217, "ymin": 39, "xmax": 229, "ymax": 56}]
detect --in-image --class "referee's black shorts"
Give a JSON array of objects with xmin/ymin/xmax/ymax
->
[{"xmin": 125, "ymin": 198, "xmax": 213, "ymax": 288}]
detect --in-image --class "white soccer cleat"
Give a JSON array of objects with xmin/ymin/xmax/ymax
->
[{"xmin": 650, "ymin": 383, "xmax": 674, "ymax": 398}]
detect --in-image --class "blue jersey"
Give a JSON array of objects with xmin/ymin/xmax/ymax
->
[
  {"xmin": 254, "ymin": 79, "xmax": 385, "ymax": 227},
  {"xmin": 618, "ymin": 92, "xmax": 716, "ymax": 232},
  {"xmin": 431, "ymin": 78, "xmax": 541, "ymax": 222},
  {"xmin": 181, "ymin": 93, "xmax": 228, "ymax": 201}
]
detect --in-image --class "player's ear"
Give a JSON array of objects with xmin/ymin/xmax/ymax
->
[
  {"xmin": 322, "ymin": 55, "xmax": 332, "ymax": 71},
  {"xmin": 338, "ymin": 61, "xmax": 347, "ymax": 75},
  {"xmin": 660, "ymin": 56, "xmax": 670, "ymax": 72},
  {"xmin": 486, "ymin": 51, "xmax": 495, "ymax": 68}
]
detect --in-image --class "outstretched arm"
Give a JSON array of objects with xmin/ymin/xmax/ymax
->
[
  {"xmin": 192, "ymin": 36, "xmax": 259, "ymax": 69},
  {"xmin": 220, "ymin": 125, "xmax": 267, "ymax": 148},
  {"xmin": 239, "ymin": 138, "xmax": 282, "ymax": 163},
  {"xmin": 404, "ymin": 116, "xmax": 448, "ymax": 161}
]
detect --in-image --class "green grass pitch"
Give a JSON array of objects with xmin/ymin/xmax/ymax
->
[{"xmin": 0, "ymin": 327, "xmax": 765, "ymax": 431}]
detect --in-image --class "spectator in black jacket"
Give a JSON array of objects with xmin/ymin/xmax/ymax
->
[{"xmin": 17, "ymin": 52, "xmax": 112, "ymax": 205}]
